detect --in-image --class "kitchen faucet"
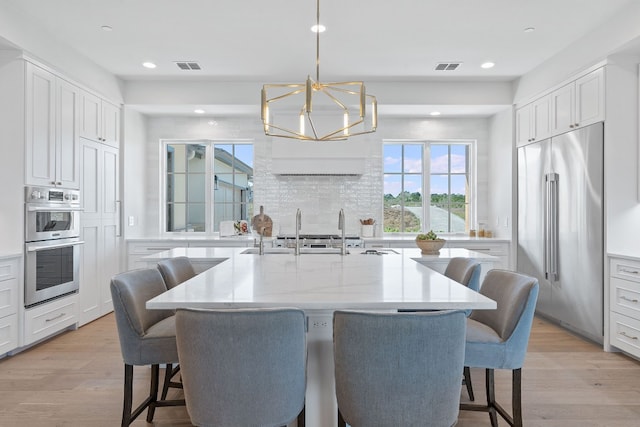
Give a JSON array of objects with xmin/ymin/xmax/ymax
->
[
  {"xmin": 295, "ymin": 208, "xmax": 302, "ymax": 256},
  {"xmin": 338, "ymin": 208, "xmax": 346, "ymax": 255},
  {"xmin": 259, "ymin": 227, "xmax": 266, "ymax": 255}
]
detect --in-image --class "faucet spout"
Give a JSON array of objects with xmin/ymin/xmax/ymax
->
[
  {"xmin": 295, "ymin": 209, "xmax": 302, "ymax": 256},
  {"xmin": 338, "ymin": 209, "xmax": 346, "ymax": 255}
]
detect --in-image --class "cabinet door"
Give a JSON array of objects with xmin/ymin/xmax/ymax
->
[
  {"xmin": 25, "ymin": 63, "xmax": 56, "ymax": 187},
  {"xmin": 79, "ymin": 218, "xmax": 101, "ymax": 326},
  {"xmin": 515, "ymin": 104, "xmax": 532, "ymax": 147},
  {"xmin": 81, "ymin": 140, "xmax": 101, "ymax": 221},
  {"xmin": 56, "ymin": 79, "xmax": 80, "ymax": 188},
  {"xmin": 575, "ymin": 67, "xmax": 604, "ymax": 127},
  {"xmin": 80, "ymin": 91, "xmax": 102, "ymax": 142},
  {"xmin": 550, "ymin": 82, "xmax": 574, "ymax": 135},
  {"xmin": 102, "ymin": 101, "xmax": 121, "ymax": 148},
  {"xmin": 531, "ymin": 95, "xmax": 551, "ymax": 141}
]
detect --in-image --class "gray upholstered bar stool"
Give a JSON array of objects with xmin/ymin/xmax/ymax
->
[
  {"xmin": 157, "ymin": 256, "xmax": 197, "ymax": 289},
  {"xmin": 175, "ymin": 308, "xmax": 307, "ymax": 427},
  {"xmin": 334, "ymin": 310, "xmax": 466, "ymax": 427},
  {"xmin": 460, "ymin": 270, "xmax": 539, "ymax": 427},
  {"xmin": 110, "ymin": 268, "xmax": 185, "ymax": 427},
  {"xmin": 444, "ymin": 257, "xmax": 482, "ymax": 400}
]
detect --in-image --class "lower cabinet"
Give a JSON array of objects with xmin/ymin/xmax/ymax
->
[
  {"xmin": 23, "ymin": 294, "xmax": 77, "ymax": 346},
  {"xmin": 609, "ymin": 256, "xmax": 640, "ymax": 358},
  {"xmin": 0, "ymin": 256, "xmax": 20, "ymax": 356}
]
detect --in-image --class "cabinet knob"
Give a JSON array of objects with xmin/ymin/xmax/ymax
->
[
  {"xmin": 574, "ymin": 123, "xmax": 579, "ymax": 127},
  {"xmin": 569, "ymin": 124, "xmax": 574, "ymax": 128}
]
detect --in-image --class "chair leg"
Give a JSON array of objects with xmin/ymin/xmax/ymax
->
[
  {"xmin": 161, "ymin": 363, "xmax": 173, "ymax": 400},
  {"xmin": 146, "ymin": 364, "xmax": 160, "ymax": 422},
  {"xmin": 463, "ymin": 366, "xmax": 475, "ymax": 401},
  {"xmin": 122, "ymin": 364, "xmax": 134, "ymax": 427},
  {"xmin": 513, "ymin": 368, "xmax": 522, "ymax": 427},
  {"xmin": 338, "ymin": 409, "xmax": 347, "ymax": 427},
  {"xmin": 485, "ymin": 369, "xmax": 498, "ymax": 427},
  {"xmin": 297, "ymin": 406, "xmax": 305, "ymax": 427}
]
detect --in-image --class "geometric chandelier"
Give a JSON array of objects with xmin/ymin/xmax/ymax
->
[{"xmin": 261, "ymin": 0, "xmax": 377, "ymax": 141}]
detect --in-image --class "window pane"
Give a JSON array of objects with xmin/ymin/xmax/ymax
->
[
  {"xmin": 167, "ymin": 203, "xmax": 186, "ymax": 232},
  {"xmin": 234, "ymin": 145, "xmax": 254, "ymax": 168},
  {"xmin": 402, "ymin": 210, "xmax": 422, "ymax": 232},
  {"xmin": 187, "ymin": 144, "xmax": 206, "ymax": 173},
  {"xmin": 169, "ymin": 174, "xmax": 186, "ymax": 203},
  {"xmin": 403, "ymin": 145, "xmax": 422, "ymax": 173},
  {"xmin": 187, "ymin": 204, "xmax": 206, "ymax": 232},
  {"xmin": 214, "ymin": 174, "xmax": 234, "ymax": 203},
  {"xmin": 168, "ymin": 144, "xmax": 186, "ymax": 173},
  {"xmin": 450, "ymin": 175, "xmax": 468, "ymax": 231},
  {"xmin": 188, "ymin": 174, "xmax": 206, "ymax": 202},
  {"xmin": 450, "ymin": 145, "xmax": 467, "ymax": 173},
  {"xmin": 383, "ymin": 174, "xmax": 402, "ymax": 199},
  {"xmin": 383, "ymin": 145, "xmax": 402, "ymax": 173},
  {"xmin": 431, "ymin": 145, "xmax": 449, "ymax": 173}
]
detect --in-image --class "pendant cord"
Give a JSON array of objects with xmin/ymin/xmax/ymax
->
[{"xmin": 316, "ymin": 0, "xmax": 320, "ymax": 82}]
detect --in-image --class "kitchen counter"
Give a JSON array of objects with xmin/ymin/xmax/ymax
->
[{"xmin": 145, "ymin": 247, "xmax": 495, "ymax": 426}]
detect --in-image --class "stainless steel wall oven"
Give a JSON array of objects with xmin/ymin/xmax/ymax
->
[{"xmin": 24, "ymin": 186, "xmax": 83, "ymax": 307}]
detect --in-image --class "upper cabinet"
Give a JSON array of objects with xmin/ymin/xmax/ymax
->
[
  {"xmin": 550, "ymin": 67, "xmax": 605, "ymax": 135},
  {"xmin": 517, "ymin": 66, "xmax": 605, "ymax": 145},
  {"xmin": 80, "ymin": 91, "xmax": 120, "ymax": 148},
  {"xmin": 25, "ymin": 62, "xmax": 80, "ymax": 189},
  {"xmin": 516, "ymin": 95, "xmax": 551, "ymax": 147}
]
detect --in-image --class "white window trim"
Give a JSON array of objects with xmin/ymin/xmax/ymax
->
[
  {"xmin": 383, "ymin": 139, "xmax": 477, "ymax": 234},
  {"xmin": 159, "ymin": 138, "xmax": 253, "ymax": 235}
]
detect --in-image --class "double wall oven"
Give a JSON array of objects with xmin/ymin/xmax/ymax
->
[{"xmin": 24, "ymin": 186, "xmax": 83, "ymax": 307}]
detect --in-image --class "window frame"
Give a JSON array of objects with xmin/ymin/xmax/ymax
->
[
  {"xmin": 382, "ymin": 139, "xmax": 476, "ymax": 235},
  {"xmin": 160, "ymin": 138, "xmax": 254, "ymax": 235}
]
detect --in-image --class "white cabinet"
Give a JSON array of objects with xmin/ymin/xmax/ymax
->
[
  {"xmin": 25, "ymin": 62, "xmax": 80, "ymax": 188},
  {"xmin": 80, "ymin": 91, "xmax": 120, "ymax": 148},
  {"xmin": 127, "ymin": 241, "xmax": 185, "ymax": 270},
  {"xmin": 0, "ymin": 257, "xmax": 19, "ymax": 356},
  {"xmin": 550, "ymin": 67, "xmax": 604, "ymax": 135},
  {"xmin": 609, "ymin": 256, "xmax": 640, "ymax": 358},
  {"xmin": 444, "ymin": 241, "xmax": 510, "ymax": 270},
  {"xmin": 23, "ymin": 293, "xmax": 77, "ymax": 345},
  {"xmin": 78, "ymin": 139, "xmax": 121, "ymax": 326},
  {"xmin": 515, "ymin": 95, "xmax": 551, "ymax": 147}
]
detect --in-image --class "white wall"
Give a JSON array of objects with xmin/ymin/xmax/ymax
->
[
  {"xmin": 487, "ymin": 108, "xmax": 515, "ymax": 240},
  {"xmin": 134, "ymin": 115, "xmax": 492, "ymax": 237},
  {"xmin": 122, "ymin": 108, "xmax": 148, "ymax": 238}
]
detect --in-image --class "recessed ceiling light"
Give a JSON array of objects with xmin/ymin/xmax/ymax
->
[
  {"xmin": 430, "ymin": 111, "xmax": 441, "ymax": 116},
  {"xmin": 101, "ymin": 25, "xmax": 113, "ymax": 32},
  {"xmin": 524, "ymin": 27, "xmax": 536, "ymax": 33},
  {"xmin": 207, "ymin": 120, "xmax": 218, "ymax": 126},
  {"xmin": 481, "ymin": 62, "xmax": 495, "ymax": 69},
  {"xmin": 311, "ymin": 24, "xmax": 326, "ymax": 33},
  {"xmin": 194, "ymin": 109, "xmax": 205, "ymax": 114},
  {"xmin": 142, "ymin": 62, "xmax": 157, "ymax": 69}
]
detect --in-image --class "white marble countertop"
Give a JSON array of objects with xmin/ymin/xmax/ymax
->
[{"xmin": 145, "ymin": 247, "xmax": 496, "ymax": 311}]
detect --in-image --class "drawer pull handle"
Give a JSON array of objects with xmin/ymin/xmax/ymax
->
[
  {"xmin": 620, "ymin": 268, "xmax": 639, "ymax": 275},
  {"xmin": 619, "ymin": 331, "xmax": 639, "ymax": 340},
  {"xmin": 146, "ymin": 247, "xmax": 171, "ymax": 251},
  {"xmin": 621, "ymin": 296, "xmax": 639, "ymax": 303},
  {"xmin": 45, "ymin": 312, "xmax": 66, "ymax": 323}
]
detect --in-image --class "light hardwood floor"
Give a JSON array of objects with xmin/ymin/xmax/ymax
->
[{"xmin": 0, "ymin": 314, "xmax": 639, "ymax": 426}]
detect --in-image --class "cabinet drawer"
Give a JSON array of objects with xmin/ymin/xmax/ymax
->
[
  {"xmin": 610, "ymin": 277, "xmax": 640, "ymax": 319},
  {"xmin": 24, "ymin": 295, "xmax": 77, "ymax": 345},
  {"xmin": 0, "ymin": 314, "xmax": 18, "ymax": 356},
  {"xmin": 0, "ymin": 278, "xmax": 18, "ymax": 318},
  {"xmin": 127, "ymin": 241, "xmax": 183, "ymax": 255},
  {"xmin": 0, "ymin": 258, "xmax": 19, "ymax": 282},
  {"xmin": 610, "ymin": 312, "xmax": 640, "ymax": 358},
  {"xmin": 611, "ymin": 258, "xmax": 640, "ymax": 283}
]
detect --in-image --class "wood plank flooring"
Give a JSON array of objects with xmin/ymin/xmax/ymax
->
[{"xmin": 0, "ymin": 314, "xmax": 639, "ymax": 426}]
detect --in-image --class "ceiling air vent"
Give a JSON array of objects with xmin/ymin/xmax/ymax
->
[
  {"xmin": 435, "ymin": 62, "xmax": 461, "ymax": 71},
  {"xmin": 175, "ymin": 61, "xmax": 202, "ymax": 71}
]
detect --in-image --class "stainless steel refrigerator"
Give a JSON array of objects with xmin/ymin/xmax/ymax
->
[{"xmin": 517, "ymin": 122, "xmax": 603, "ymax": 343}]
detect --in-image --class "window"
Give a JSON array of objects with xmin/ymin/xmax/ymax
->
[
  {"xmin": 383, "ymin": 141, "xmax": 473, "ymax": 234},
  {"xmin": 163, "ymin": 140, "xmax": 253, "ymax": 233}
]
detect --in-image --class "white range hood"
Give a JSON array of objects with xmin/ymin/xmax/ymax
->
[{"xmin": 271, "ymin": 140, "xmax": 367, "ymax": 176}]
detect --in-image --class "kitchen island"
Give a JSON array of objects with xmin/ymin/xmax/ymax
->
[{"xmin": 146, "ymin": 248, "xmax": 496, "ymax": 427}]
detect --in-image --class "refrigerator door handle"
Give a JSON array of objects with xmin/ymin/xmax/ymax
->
[{"xmin": 547, "ymin": 173, "xmax": 559, "ymax": 281}]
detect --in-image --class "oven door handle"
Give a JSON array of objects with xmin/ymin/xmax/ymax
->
[
  {"xmin": 26, "ymin": 240, "xmax": 85, "ymax": 252},
  {"xmin": 26, "ymin": 206, "xmax": 84, "ymax": 212}
]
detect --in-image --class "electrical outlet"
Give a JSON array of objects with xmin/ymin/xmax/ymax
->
[
  {"xmin": 311, "ymin": 319, "xmax": 329, "ymax": 329},
  {"xmin": 503, "ymin": 216, "xmax": 509, "ymax": 228},
  {"xmin": 495, "ymin": 215, "xmax": 500, "ymax": 227},
  {"xmin": 128, "ymin": 216, "xmax": 135, "ymax": 226}
]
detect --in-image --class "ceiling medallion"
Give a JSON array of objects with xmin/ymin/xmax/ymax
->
[{"xmin": 261, "ymin": 0, "xmax": 377, "ymax": 141}]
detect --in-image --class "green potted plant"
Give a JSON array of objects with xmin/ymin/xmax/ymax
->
[{"xmin": 415, "ymin": 230, "xmax": 446, "ymax": 255}]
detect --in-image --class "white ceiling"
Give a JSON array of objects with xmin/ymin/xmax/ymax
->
[{"xmin": 3, "ymin": 0, "xmax": 635, "ymax": 116}]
